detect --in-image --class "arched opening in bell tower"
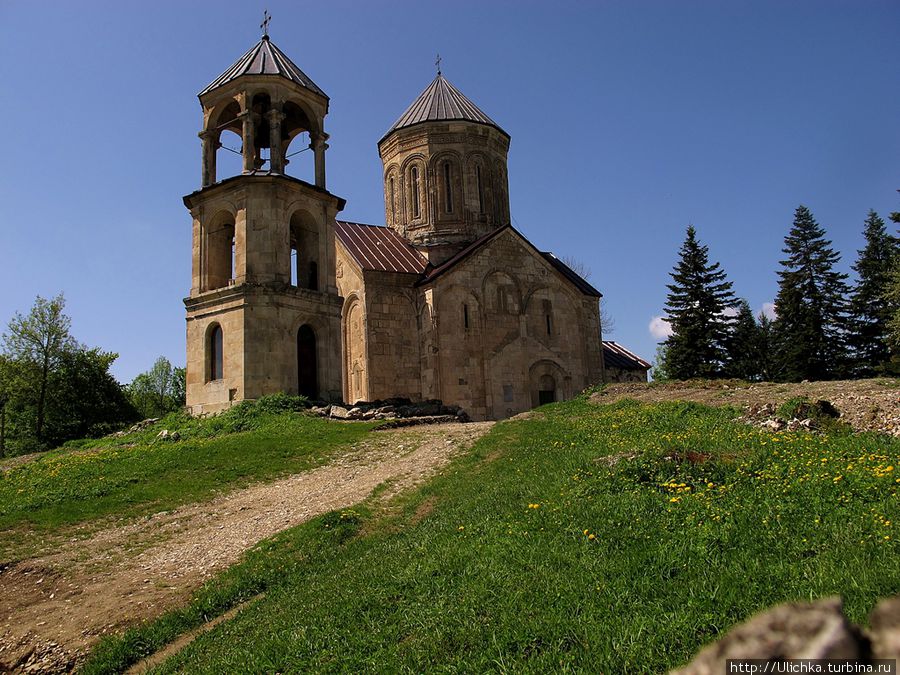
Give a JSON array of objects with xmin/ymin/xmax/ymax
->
[
  {"xmin": 282, "ymin": 101, "xmax": 319, "ymax": 185},
  {"xmin": 289, "ymin": 210, "xmax": 320, "ymax": 290},
  {"xmin": 203, "ymin": 213, "xmax": 236, "ymax": 291},
  {"xmin": 206, "ymin": 100, "xmax": 243, "ymax": 183}
]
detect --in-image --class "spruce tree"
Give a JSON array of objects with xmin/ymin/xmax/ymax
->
[
  {"xmin": 663, "ymin": 226, "xmax": 736, "ymax": 379},
  {"xmin": 773, "ymin": 205, "xmax": 850, "ymax": 381},
  {"xmin": 848, "ymin": 210, "xmax": 898, "ymax": 375},
  {"xmin": 724, "ymin": 299, "xmax": 762, "ymax": 380},
  {"xmin": 756, "ymin": 312, "xmax": 777, "ymax": 381}
]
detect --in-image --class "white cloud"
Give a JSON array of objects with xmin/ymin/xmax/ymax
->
[
  {"xmin": 760, "ymin": 302, "xmax": 776, "ymax": 320},
  {"xmin": 649, "ymin": 316, "xmax": 673, "ymax": 340}
]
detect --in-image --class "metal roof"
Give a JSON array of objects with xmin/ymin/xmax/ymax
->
[
  {"xmin": 382, "ymin": 73, "xmax": 507, "ymax": 140},
  {"xmin": 199, "ymin": 36, "xmax": 327, "ymax": 98},
  {"xmin": 540, "ymin": 253, "xmax": 603, "ymax": 298},
  {"xmin": 603, "ymin": 342, "xmax": 651, "ymax": 371},
  {"xmin": 334, "ymin": 221, "xmax": 428, "ymax": 274}
]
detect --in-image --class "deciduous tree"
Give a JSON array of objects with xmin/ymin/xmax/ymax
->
[
  {"xmin": 128, "ymin": 357, "xmax": 186, "ymax": 419},
  {"xmin": 2, "ymin": 294, "xmax": 74, "ymax": 442}
]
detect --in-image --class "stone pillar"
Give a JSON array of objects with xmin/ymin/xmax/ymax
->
[
  {"xmin": 267, "ymin": 107, "xmax": 285, "ymax": 174},
  {"xmin": 239, "ymin": 110, "xmax": 256, "ymax": 174},
  {"xmin": 199, "ymin": 131, "xmax": 220, "ymax": 187},
  {"xmin": 311, "ymin": 132, "xmax": 329, "ymax": 188}
]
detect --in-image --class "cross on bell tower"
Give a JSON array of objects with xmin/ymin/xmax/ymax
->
[{"xmin": 183, "ymin": 31, "xmax": 346, "ymax": 414}]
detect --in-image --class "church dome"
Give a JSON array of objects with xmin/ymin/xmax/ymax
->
[
  {"xmin": 377, "ymin": 72, "xmax": 512, "ymax": 265},
  {"xmin": 381, "ymin": 73, "xmax": 507, "ymax": 142}
]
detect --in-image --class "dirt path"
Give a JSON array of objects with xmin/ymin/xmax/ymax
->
[
  {"xmin": 592, "ymin": 379, "xmax": 900, "ymax": 435},
  {"xmin": 0, "ymin": 421, "xmax": 493, "ymax": 673}
]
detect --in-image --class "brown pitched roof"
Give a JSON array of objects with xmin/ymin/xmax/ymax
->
[
  {"xmin": 418, "ymin": 225, "xmax": 602, "ymax": 298},
  {"xmin": 381, "ymin": 74, "xmax": 508, "ymax": 142},
  {"xmin": 540, "ymin": 252, "xmax": 603, "ymax": 298},
  {"xmin": 603, "ymin": 342, "xmax": 651, "ymax": 370},
  {"xmin": 199, "ymin": 36, "xmax": 327, "ymax": 99},
  {"xmin": 334, "ymin": 221, "xmax": 428, "ymax": 274}
]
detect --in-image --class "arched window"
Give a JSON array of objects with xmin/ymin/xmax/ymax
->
[
  {"xmin": 443, "ymin": 162, "xmax": 453, "ymax": 213},
  {"xmin": 410, "ymin": 166, "xmax": 420, "ymax": 219},
  {"xmin": 208, "ymin": 324, "xmax": 224, "ymax": 381}
]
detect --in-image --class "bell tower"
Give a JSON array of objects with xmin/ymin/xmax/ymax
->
[
  {"xmin": 378, "ymin": 70, "xmax": 511, "ymax": 265},
  {"xmin": 183, "ymin": 29, "xmax": 345, "ymax": 414}
]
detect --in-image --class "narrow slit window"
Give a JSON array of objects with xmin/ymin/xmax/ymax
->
[
  {"xmin": 389, "ymin": 177, "xmax": 396, "ymax": 224},
  {"xmin": 476, "ymin": 165, "xmax": 485, "ymax": 214},
  {"xmin": 546, "ymin": 314, "xmax": 552, "ymax": 335},
  {"xmin": 230, "ymin": 237, "xmax": 236, "ymax": 282},
  {"xmin": 411, "ymin": 166, "xmax": 420, "ymax": 219},
  {"xmin": 443, "ymin": 162, "xmax": 453, "ymax": 213},
  {"xmin": 463, "ymin": 303, "xmax": 469, "ymax": 330}
]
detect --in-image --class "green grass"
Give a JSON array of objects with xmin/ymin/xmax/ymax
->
[
  {"xmin": 0, "ymin": 395, "xmax": 375, "ymax": 558},
  {"xmin": 81, "ymin": 397, "xmax": 900, "ymax": 674}
]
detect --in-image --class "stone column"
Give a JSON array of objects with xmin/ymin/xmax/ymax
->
[
  {"xmin": 267, "ymin": 107, "xmax": 285, "ymax": 174},
  {"xmin": 311, "ymin": 132, "xmax": 329, "ymax": 188},
  {"xmin": 199, "ymin": 131, "xmax": 220, "ymax": 187},
  {"xmin": 239, "ymin": 110, "xmax": 256, "ymax": 174}
]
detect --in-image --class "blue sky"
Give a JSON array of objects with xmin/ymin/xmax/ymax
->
[{"xmin": 1, "ymin": 1, "xmax": 898, "ymax": 383}]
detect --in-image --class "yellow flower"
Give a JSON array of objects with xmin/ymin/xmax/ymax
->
[
  {"xmin": 583, "ymin": 529, "xmax": 589, "ymax": 535},
  {"xmin": 670, "ymin": 497, "xmax": 680, "ymax": 503},
  {"xmin": 458, "ymin": 525, "xmax": 465, "ymax": 531},
  {"xmin": 588, "ymin": 533, "xmax": 596, "ymax": 540}
]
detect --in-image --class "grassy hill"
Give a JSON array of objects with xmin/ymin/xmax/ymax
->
[
  {"xmin": 73, "ymin": 394, "xmax": 900, "ymax": 673},
  {"xmin": 0, "ymin": 394, "xmax": 375, "ymax": 559}
]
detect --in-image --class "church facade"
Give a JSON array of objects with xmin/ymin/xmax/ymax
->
[{"xmin": 184, "ymin": 35, "xmax": 604, "ymax": 419}]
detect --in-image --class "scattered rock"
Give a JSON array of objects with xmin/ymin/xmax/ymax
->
[
  {"xmin": 316, "ymin": 399, "xmax": 470, "ymax": 424},
  {"xmin": 869, "ymin": 595, "xmax": 900, "ymax": 659},
  {"xmin": 329, "ymin": 406, "xmax": 350, "ymax": 420},
  {"xmin": 672, "ymin": 597, "xmax": 864, "ymax": 674}
]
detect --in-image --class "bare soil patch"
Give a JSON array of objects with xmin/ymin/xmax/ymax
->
[
  {"xmin": 591, "ymin": 379, "xmax": 900, "ymax": 436},
  {"xmin": 0, "ymin": 421, "xmax": 493, "ymax": 673}
]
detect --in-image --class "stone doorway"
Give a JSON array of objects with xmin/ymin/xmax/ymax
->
[
  {"xmin": 538, "ymin": 374, "xmax": 557, "ymax": 405},
  {"xmin": 297, "ymin": 324, "xmax": 318, "ymax": 399}
]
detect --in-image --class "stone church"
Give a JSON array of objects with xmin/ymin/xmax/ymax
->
[{"xmin": 183, "ymin": 34, "xmax": 604, "ymax": 419}]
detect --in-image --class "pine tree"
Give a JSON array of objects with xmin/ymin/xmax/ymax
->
[
  {"xmin": 773, "ymin": 205, "xmax": 850, "ymax": 381},
  {"xmin": 663, "ymin": 226, "xmax": 736, "ymax": 379},
  {"xmin": 724, "ymin": 299, "xmax": 763, "ymax": 380},
  {"xmin": 756, "ymin": 312, "xmax": 777, "ymax": 381},
  {"xmin": 848, "ymin": 210, "xmax": 898, "ymax": 375},
  {"xmin": 886, "ymin": 196, "xmax": 900, "ymax": 369}
]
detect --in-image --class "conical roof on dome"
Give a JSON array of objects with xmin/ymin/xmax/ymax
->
[
  {"xmin": 199, "ymin": 36, "xmax": 326, "ymax": 99},
  {"xmin": 382, "ymin": 73, "xmax": 507, "ymax": 141}
]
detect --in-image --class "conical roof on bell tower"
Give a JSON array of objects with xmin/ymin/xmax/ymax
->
[
  {"xmin": 381, "ymin": 73, "xmax": 507, "ymax": 142},
  {"xmin": 199, "ymin": 35, "xmax": 327, "ymax": 99}
]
